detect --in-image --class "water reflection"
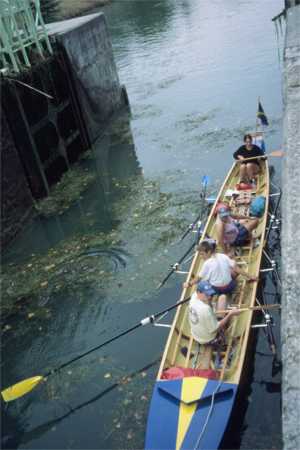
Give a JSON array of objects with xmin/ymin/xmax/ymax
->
[
  {"xmin": 104, "ymin": 0, "xmax": 175, "ymax": 39},
  {"xmin": 3, "ymin": 112, "xmax": 141, "ymax": 266}
]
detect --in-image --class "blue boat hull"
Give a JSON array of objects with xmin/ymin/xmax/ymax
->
[{"xmin": 145, "ymin": 377, "xmax": 238, "ymax": 450}]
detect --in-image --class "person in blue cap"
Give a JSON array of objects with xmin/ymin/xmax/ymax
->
[{"xmin": 188, "ymin": 280, "xmax": 240, "ymax": 345}]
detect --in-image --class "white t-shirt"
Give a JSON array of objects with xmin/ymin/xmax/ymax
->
[
  {"xmin": 189, "ymin": 293, "xmax": 218, "ymax": 344},
  {"xmin": 200, "ymin": 253, "xmax": 235, "ymax": 287}
]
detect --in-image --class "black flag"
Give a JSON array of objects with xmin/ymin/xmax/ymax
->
[{"xmin": 257, "ymin": 101, "xmax": 269, "ymax": 126}]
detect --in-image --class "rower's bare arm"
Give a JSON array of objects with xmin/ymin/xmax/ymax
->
[
  {"xmin": 183, "ymin": 276, "xmax": 200, "ymax": 289},
  {"xmin": 217, "ymin": 309, "xmax": 240, "ymax": 330},
  {"xmin": 232, "ymin": 214, "xmax": 257, "ymax": 221},
  {"xmin": 234, "ymin": 264, "xmax": 258, "ymax": 281}
]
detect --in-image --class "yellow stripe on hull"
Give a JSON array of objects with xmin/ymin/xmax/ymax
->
[{"xmin": 176, "ymin": 377, "xmax": 207, "ymax": 450}]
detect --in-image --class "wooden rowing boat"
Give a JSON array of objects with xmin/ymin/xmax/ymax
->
[{"xmin": 145, "ymin": 142, "xmax": 269, "ymax": 450}]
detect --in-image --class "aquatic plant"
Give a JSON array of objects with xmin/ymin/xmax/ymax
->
[
  {"xmin": 40, "ymin": 0, "xmax": 60, "ymax": 23},
  {"xmin": 34, "ymin": 165, "xmax": 97, "ymax": 217},
  {"xmin": 1, "ymin": 171, "xmax": 205, "ymax": 323}
]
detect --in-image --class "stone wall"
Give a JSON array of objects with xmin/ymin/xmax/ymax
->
[
  {"xmin": 281, "ymin": 5, "xmax": 300, "ymax": 450},
  {"xmin": 1, "ymin": 114, "xmax": 34, "ymax": 247}
]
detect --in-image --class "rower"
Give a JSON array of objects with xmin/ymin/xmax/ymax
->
[
  {"xmin": 216, "ymin": 206, "xmax": 259, "ymax": 254},
  {"xmin": 188, "ymin": 281, "xmax": 240, "ymax": 347},
  {"xmin": 233, "ymin": 134, "xmax": 265, "ymax": 184},
  {"xmin": 184, "ymin": 239, "xmax": 257, "ymax": 295}
]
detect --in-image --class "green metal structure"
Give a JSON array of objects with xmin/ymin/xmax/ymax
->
[{"xmin": 0, "ymin": 0, "xmax": 53, "ymax": 73}]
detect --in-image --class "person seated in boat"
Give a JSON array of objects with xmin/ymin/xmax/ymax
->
[
  {"xmin": 216, "ymin": 206, "xmax": 259, "ymax": 253},
  {"xmin": 188, "ymin": 281, "xmax": 240, "ymax": 345},
  {"xmin": 233, "ymin": 134, "xmax": 265, "ymax": 183},
  {"xmin": 184, "ymin": 239, "xmax": 257, "ymax": 295}
]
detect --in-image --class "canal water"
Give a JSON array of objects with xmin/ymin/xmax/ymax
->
[{"xmin": 1, "ymin": 1, "xmax": 284, "ymax": 449}]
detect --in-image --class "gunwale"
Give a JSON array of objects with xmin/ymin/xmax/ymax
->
[{"xmin": 157, "ymin": 158, "xmax": 270, "ymax": 384}]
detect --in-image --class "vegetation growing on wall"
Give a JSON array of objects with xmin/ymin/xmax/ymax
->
[{"xmin": 40, "ymin": 0, "xmax": 60, "ymax": 22}]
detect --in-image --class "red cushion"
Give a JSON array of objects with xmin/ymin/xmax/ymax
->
[
  {"xmin": 161, "ymin": 366, "xmax": 219, "ymax": 380},
  {"xmin": 236, "ymin": 183, "xmax": 253, "ymax": 191}
]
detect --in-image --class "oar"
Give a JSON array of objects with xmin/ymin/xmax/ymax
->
[
  {"xmin": 157, "ymin": 240, "xmax": 197, "ymax": 289},
  {"xmin": 157, "ymin": 175, "xmax": 210, "ymax": 289},
  {"xmin": 218, "ymin": 303, "xmax": 281, "ymax": 314},
  {"xmin": 255, "ymin": 297, "xmax": 282, "ymax": 377},
  {"xmin": 179, "ymin": 175, "xmax": 210, "ymax": 242},
  {"xmin": 236, "ymin": 150, "xmax": 284, "ymax": 163},
  {"xmin": 1, "ymin": 296, "xmax": 191, "ymax": 403}
]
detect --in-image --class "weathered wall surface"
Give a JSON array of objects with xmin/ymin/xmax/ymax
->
[
  {"xmin": 1, "ymin": 114, "xmax": 34, "ymax": 247},
  {"xmin": 1, "ymin": 12, "xmax": 127, "ymax": 247},
  {"xmin": 2, "ymin": 55, "xmax": 89, "ymax": 199},
  {"xmin": 47, "ymin": 13, "xmax": 126, "ymax": 142},
  {"xmin": 281, "ymin": 5, "xmax": 300, "ymax": 450}
]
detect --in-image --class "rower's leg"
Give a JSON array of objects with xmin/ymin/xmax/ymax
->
[
  {"xmin": 246, "ymin": 163, "xmax": 259, "ymax": 180},
  {"xmin": 216, "ymin": 294, "xmax": 227, "ymax": 318},
  {"xmin": 197, "ymin": 344, "xmax": 212, "ymax": 370},
  {"xmin": 240, "ymin": 218, "xmax": 259, "ymax": 233},
  {"xmin": 239, "ymin": 163, "xmax": 249, "ymax": 182}
]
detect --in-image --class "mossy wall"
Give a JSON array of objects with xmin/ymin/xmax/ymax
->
[{"xmin": 1, "ymin": 115, "xmax": 34, "ymax": 247}]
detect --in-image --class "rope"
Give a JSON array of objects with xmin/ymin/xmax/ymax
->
[{"xmin": 193, "ymin": 378, "xmax": 223, "ymax": 449}]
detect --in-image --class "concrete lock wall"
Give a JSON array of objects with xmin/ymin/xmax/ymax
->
[
  {"xmin": 47, "ymin": 13, "xmax": 126, "ymax": 143},
  {"xmin": 1, "ymin": 12, "xmax": 128, "ymax": 247},
  {"xmin": 282, "ymin": 4, "xmax": 300, "ymax": 450},
  {"xmin": 2, "ymin": 55, "xmax": 90, "ymax": 199}
]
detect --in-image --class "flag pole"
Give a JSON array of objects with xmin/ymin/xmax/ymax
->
[{"xmin": 255, "ymin": 96, "xmax": 260, "ymax": 140}]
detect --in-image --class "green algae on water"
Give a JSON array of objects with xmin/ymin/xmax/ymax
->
[{"xmin": 35, "ymin": 165, "xmax": 96, "ymax": 217}]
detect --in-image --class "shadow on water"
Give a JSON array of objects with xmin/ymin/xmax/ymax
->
[
  {"xmin": 1, "ymin": 358, "xmax": 160, "ymax": 450},
  {"xmin": 2, "ymin": 113, "xmax": 141, "ymax": 266}
]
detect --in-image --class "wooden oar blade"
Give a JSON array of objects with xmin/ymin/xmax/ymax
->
[
  {"xmin": 1, "ymin": 376, "xmax": 44, "ymax": 402},
  {"xmin": 270, "ymin": 150, "xmax": 284, "ymax": 157}
]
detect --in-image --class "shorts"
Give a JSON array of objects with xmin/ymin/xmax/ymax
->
[
  {"xmin": 212, "ymin": 278, "xmax": 237, "ymax": 295},
  {"xmin": 233, "ymin": 223, "xmax": 249, "ymax": 246}
]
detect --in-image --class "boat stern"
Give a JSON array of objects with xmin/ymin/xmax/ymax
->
[{"xmin": 145, "ymin": 376, "xmax": 238, "ymax": 450}]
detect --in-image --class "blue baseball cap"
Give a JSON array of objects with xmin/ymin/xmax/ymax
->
[{"xmin": 196, "ymin": 280, "xmax": 215, "ymax": 297}]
